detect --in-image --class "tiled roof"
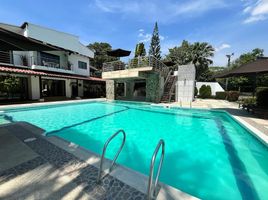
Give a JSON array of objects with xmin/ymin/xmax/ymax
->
[{"xmin": 0, "ymin": 66, "xmax": 104, "ymax": 82}]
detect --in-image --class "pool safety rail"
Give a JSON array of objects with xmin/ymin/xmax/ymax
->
[
  {"xmin": 97, "ymin": 129, "xmax": 126, "ymax": 183},
  {"xmin": 147, "ymin": 139, "xmax": 165, "ymax": 200}
]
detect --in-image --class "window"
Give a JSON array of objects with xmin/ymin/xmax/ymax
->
[
  {"xmin": 78, "ymin": 61, "xmax": 87, "ymax": 69},
  {"xmin": 40, "ymin": 52, "xmax": 60, "ymax": 68}
]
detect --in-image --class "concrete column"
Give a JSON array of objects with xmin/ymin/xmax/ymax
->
[
  {"xmin": 125, "ymin": 81, "xmax": 134, "ymax": 99},
  {"xmin": 146, "ymin": 73, "xmax": 161, "ymax": 103},
  {"xmin": 106, "ymin": 80, "xmax": 115, "ymax": 100},
  {"xmin": 65, "ymin": 79, "xmax": 72, "ymax": 98},
  {"xmin": 28, "ymin": 76, "xmax": 40, "ymax": 100}
]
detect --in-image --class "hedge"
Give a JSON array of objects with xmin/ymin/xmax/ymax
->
[
  {"xmin": 227, "ymin": 91, "xmax": 240, "ymax": 102},
  {"xmin": 256, "ymin": 87, "xmax": 268, "ymax": 108},
  {"xmin": 199, "ymin": 85, "xmax": 212, "ymax": 99},
  {"xmin": 194, "ymin": 87, "xmax": 198, "ymax": 96},
  {"xmin": 215, "ymin": 91, "xmax": 227, "ymax": 99}
]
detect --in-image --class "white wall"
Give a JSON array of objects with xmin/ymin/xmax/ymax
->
[
  {"xmin": 28, "ymin": 76, "xmax": 40, "ymax": 100},
  {"xmin": 24, "ymin": 23, "xmax": 94, "ymax": 58},
  {"xmin": 68, "ymin": 54, "xmax": 90, "ymax": 76},
  {"xmin": 175, "ymin": 64, "xmax": 196, "ymax": 102},
  {"xmin": 196, "ymin": 82, "xmax": 224, "ymax": 96}
]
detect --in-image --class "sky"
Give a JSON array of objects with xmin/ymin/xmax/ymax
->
[{"xmin": 0, "ymin": 0, "xmax": 268, "ymax": 66}]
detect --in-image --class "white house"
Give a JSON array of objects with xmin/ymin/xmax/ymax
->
[{"xmin": 0, "ymin": 22, "xmax": 104, "ymax": 101}]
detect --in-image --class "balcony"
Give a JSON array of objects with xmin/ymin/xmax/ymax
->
[
  {"xmin": 31, "ymin": 53, "xmax": 74, "ymax": 74},
  {"xmin": 0, "ymin": 51, "xmax": 74, "ymax": 74},
  {"xmin": 102, "ymin": 56, "xmax": 169, "ymax": 80}
]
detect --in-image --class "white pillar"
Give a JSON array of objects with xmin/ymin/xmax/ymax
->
[
  {"xmin": 28, "ymin": 76, "xmax": 40, "ymax": 100},
  {"xmin": 65, "ymin": 79, "xmax": 72, "ymax": 98}
]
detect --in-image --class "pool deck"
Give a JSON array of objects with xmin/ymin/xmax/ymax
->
[
  {"xmin": 170, "ymin": 99, "xmax": 268, "ymax": 138},
  {"xmin": 1, "ymin": 98, "xmax": 268, "ymax": 200}
]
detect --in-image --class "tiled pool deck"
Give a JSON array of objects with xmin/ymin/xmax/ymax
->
[{"xmin": 0, "ymin": 122, "xmax": 147, "ymax": 200}]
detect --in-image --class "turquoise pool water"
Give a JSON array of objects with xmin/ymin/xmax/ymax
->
[{"xmin": 2, "ymin": 101, "xmax": 268, "ymax": 200}]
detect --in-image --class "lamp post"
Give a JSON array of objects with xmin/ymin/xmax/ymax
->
[{"xmin": 225, "ymin": 53, "xmax": 234, "ymax": 90}]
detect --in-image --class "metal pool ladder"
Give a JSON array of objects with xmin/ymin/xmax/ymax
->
[
  {"xmin": 147, "ymin": 139, "xmax": 165, "ymax": 200},
  {"xmin": 97, "ymin": 129, "xmax": 126, "ymax": 183}
]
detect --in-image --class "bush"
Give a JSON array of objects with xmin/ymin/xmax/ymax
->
[
  {"xmin": 243, "ymin": 97, "xmax": 256, "ymax": 105},
  {"xmin": 215, "ymin": 91, "xmax": 227, "ymax": 99},
  {"xmin": 199, "ymin": 85, "xmax": 212, "ymax": 99},
  {"xmin": 256, "ymin": 87, "xmax": 268, "ymax": 108},
  {"xmin": 194, "ymin": 87, "xmax": 198, "ymax": 96},
  {"xmin": 227, "ymin": 91, "xmax": 240, "ymax": 102}
]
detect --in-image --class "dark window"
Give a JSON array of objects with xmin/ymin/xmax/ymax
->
[
  {"xmin": 41, "ymin": 79, "xmax": 65, "ymax": 97},
  {"xmin": 40, "ymin": 52, "xmax": 60, "ymax": 68},
  {"xmin": 78, "ymin": 61, "xmax": 87, "ymax": 69}
]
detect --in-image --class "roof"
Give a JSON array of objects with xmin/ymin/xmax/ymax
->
[
  {"xmin": 0, "ymin": 66, "xmax": 105, "ymax": 82},
  {"xmin": 0, "ymin": 27, "xmax": 61, "ymax": 51},
  {"xmin": 215, "ymin": 57, "xmax": 268, "ymax": 78}
]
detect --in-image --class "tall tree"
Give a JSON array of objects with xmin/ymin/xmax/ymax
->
[
  {"xmin": 134, "ymin": 42, "xmax": 146, "ymax": 57},
  {"xmin": 149, "ymin": 22, "xmax": 161, "ymax": 59},
  {"xmin": 87, "ymin": 42, "xmax": 117, "ymax": 70}
]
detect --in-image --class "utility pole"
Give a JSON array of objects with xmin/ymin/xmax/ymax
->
[{"xmin": 225, "ymin": 53, "xmax": 234, "ymax": 90}]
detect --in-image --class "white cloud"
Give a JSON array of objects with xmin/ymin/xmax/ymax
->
[
  {"xmin": 243, "ymin": 0, "xmax": 268, "ymax": 23},
  {"xmin": 94, "ymin": 0, "xmax": 227, "ymax": 23},
  {"xmin": 138, "ymin": 29, "xmax": 165, "ymax": 43},
  {"xmin": 215, "ymin": 43, "xmax": 231, "ymax": 52}
]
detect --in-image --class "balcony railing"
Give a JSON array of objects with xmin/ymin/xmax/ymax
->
[
  {"xmin": 0, "ymin": 51, "xmax": 72, "ymax": 71},
  {"xmin": 103, "ymin": 60, "xmax": 125, "ymax": 72},
  {"xmin": 0, "ymin": 51, "xmax": 30, "ymax": 67},
  {"xmin": 102, "ymin": 55, "xmax": 170, "ymax": 78}
]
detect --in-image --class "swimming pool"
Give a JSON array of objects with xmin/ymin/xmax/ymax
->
[{"xmin": 2, "ymin": 100, "xmax": 268, "ymax": 200}]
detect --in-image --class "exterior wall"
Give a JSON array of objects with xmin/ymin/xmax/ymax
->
[
  {"xmin": 175, "ymin": 64, "xmax": 196, "ymax": 102},
  {"xmin": 106, "ymin": 80, "xmax": 115, "ymax": 100},
  {"xmin": 24, "ymin": 23, "xmax": 94, "ymax": 58},
  {"xmin": 146, "ymin": 73, "xmax": 161, "ymax": 103},
  {"xmin": 28, "ymin": 76, "xmax": 40, "ymax": 100},
  {"xmin": 196, "ymin": 82, "xmax": 224, "ymax": 96},
  {"xmin": 68, "ymin": 54, "xmax": 90, "ymax": 76}
]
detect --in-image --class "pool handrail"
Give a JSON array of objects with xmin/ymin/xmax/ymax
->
[
  {"xmin": 97, "ymin": 129, "xmax": 126, "ymax": 183},
  {"xmin": 147, "ymin": 139, "xmax": 165, "ymax": 200}
]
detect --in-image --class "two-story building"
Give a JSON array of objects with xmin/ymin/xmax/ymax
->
[{"xmin": 0, "ymin": 22, "xmax": 104, "ymax": 101}]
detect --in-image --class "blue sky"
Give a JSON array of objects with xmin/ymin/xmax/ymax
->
[{"xmin": 0, "ymin": 0, "xmax": 268, "ymax": 66}]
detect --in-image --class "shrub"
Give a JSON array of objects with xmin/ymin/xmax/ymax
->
[
  {"xmin": 243, "ymin": 97, "xmax": 256, "ymax": 105},
  {"xmin": 256, "ymin": 87, "xmax": 268, "ymax": 108},
  {"xmin": 199, "ymin": 85, "xmax": 212, "ymax": 99},
  {"xmin": 227, "ymin": 91, "xmax": 240, "ymax": 102},
  {"xmin": 194, "ymin": 87, "xmax": 198, "ymax": 96},
  {"xmin": 215, "ymin": 91, "xmax": 227, "ymax": 99}
]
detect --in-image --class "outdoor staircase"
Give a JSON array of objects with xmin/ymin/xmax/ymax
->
[{"xmin": 161, "ymin": 74, "xmax": 176, "ymax": 103}]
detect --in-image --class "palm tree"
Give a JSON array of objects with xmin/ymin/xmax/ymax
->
[{"xmin": 191, "ymin": 42, "xmax": 214, "ymax": 80}]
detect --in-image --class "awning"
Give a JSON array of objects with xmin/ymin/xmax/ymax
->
[
  {"xmin": 107, "ymin": 48, "xmax": 131, "ymax": 57},
  {"xmin": 215, "ymin": 57, "xmax": 268, "ymax": 78},
  {"xmin": 0, "ymin": 66, "xmax": 105, "ymax": 82},
  {"xmin": 0, "ymin": 27, "xmax": 61, "ymax": 51}
]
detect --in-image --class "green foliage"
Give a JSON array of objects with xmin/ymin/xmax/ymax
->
[
  {"xmin": 230, "ymin": 48, "xmax": 264, "ymax": 69},
  {"xmin": 242, "ymin": 97, "xmax": 256, "ymax": 105},
  {"xmin": 149, "ymin": 22, "xmax": 161, "ymax": 60},
  {"xmin": 199, "ymin": 85, "xmax": 212, "ymax": 99},
  {"xmin": 194, "ymin": 87, "xmax": 198, "ymax": 96},
  {"xmin": 134, "ymin": 43, "xmax": 146, "ymax": 57},
  {"xmin": 0, "ymin": 76, "xmax": 20, "ymax": 97},
  {"xmin": 227, "ymin": 91, "xmax": 240, "ymax": 102},
  {"xmin": 165, "ymin": 40, "xmax": 214, "ymax": 81},
  {"xmin": 87, "ymin": 42, "xmax": 117, "ymax": 70},
  {"xmin": 256, "ymin": 87, "xmax": 268, "ymax": 107},
  {"xmin": 215, "ymin": 92, "xmax": 227, "ymax": 99}
]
